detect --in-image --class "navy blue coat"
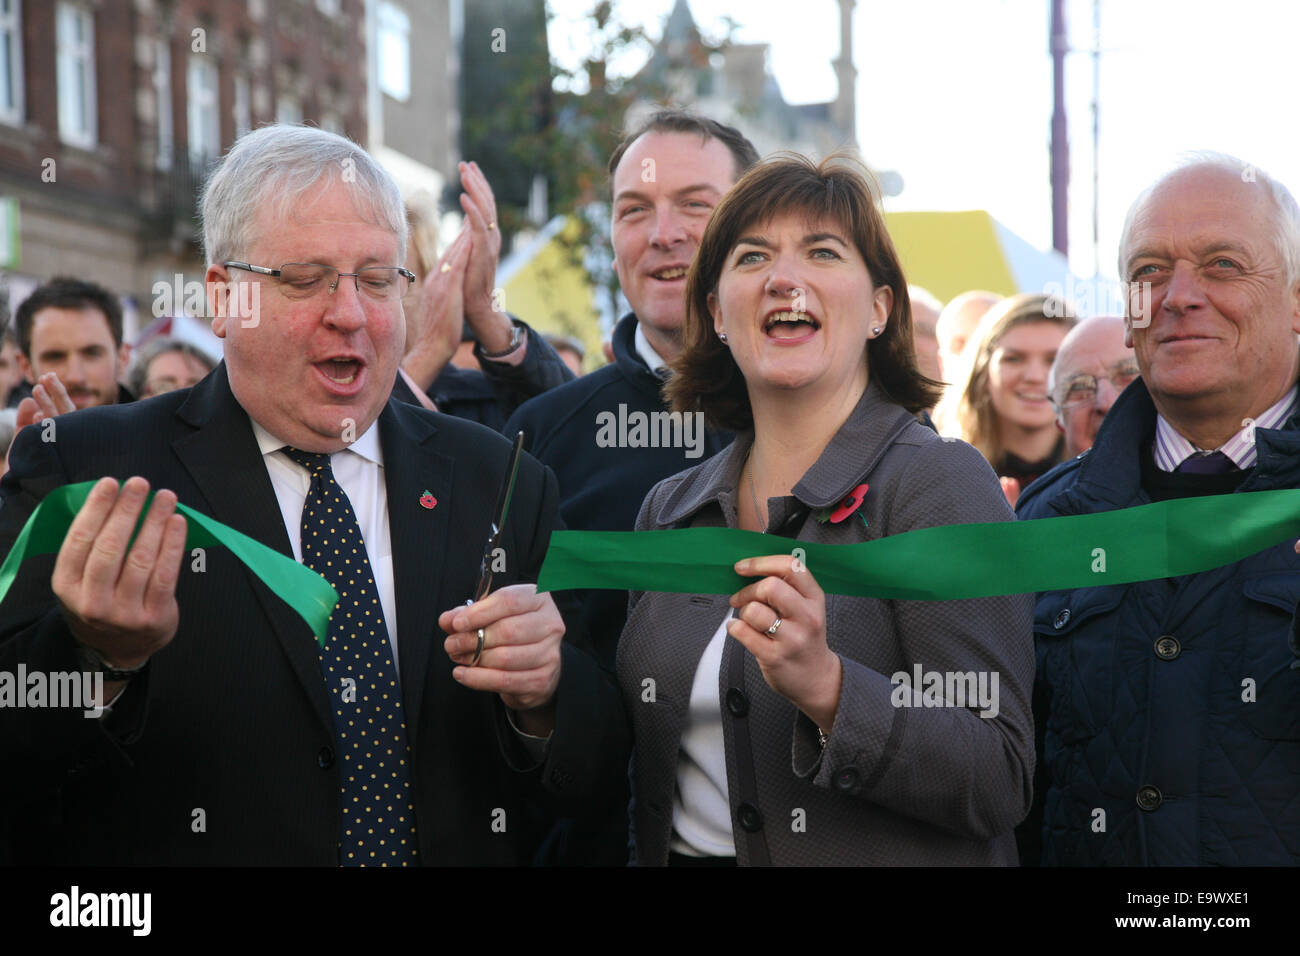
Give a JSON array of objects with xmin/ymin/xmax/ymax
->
[
  {"xmin": 428, "ymin": 318, "xmax": 575, "ymax": 431},
  {"xmin": 505, "ymin": 314, "xmax": 732, "ymax": 669},
  {"xmin": 1015, "ymin": 377, "xmax": 1300, "ymax": 865}
]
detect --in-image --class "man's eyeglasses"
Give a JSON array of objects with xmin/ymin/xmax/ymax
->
[
  {"xmin": 1053, "ymin": 360, "xmax": 1141, "ymax": 409},
  {"xmin": 223, "ymin": 261, "xmax": 415, "ymax": 301}
]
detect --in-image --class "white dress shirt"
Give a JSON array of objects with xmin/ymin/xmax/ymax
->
[
  {"xmin": 251, "ymin": 419, "xmax": 400, "ymax": 669},
  {"xmin": 634, "ymin": 322, "xmax": 670, "ymax": 379}
]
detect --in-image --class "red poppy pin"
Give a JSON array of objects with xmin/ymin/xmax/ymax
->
[
  {"xmin": 816, "ymin": 483, "xmax": 869, "ymax": 527},
  {"xmin": 419, "ymin": 490, "xmax": 438, "ymax": 510}
]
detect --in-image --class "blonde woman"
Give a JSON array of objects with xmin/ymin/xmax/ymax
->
[{"xmin": 935, "ymin": 293, "xmax": 1076, "ymax": 504}]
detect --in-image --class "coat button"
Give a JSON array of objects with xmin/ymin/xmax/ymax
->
[
  {"xmin": 317, "ymin": 746, "xmax": 334, "ymax": 770},
  {"xmin": 1053, "ymin": 608, "xmax": 1071, "ymax": 629},
  {"xmin": 834, "ymin": 767, "xmax": 860, "ymax": 791},
  {"xmin": 725, "ymin": 687, "xmax": 749, "ymax": 717},
  {"xmin": 1136, "ymin": 785, "xmax": 1163, "ymax": 811},
  {"xmin": 1154, "ymin": 635, "xmax": 1181, "ymax": 660},
  {"xmin": 737, "ymin": 802, "xmax": 763, "ymax": 832}
]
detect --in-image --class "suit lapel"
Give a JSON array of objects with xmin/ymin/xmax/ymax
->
[
  {"xmin": 170, "ymin": 365, "xmax": 334, "ymax": 736},
  {"xmin": 378, "ymin": 400, "xmax": 455, "ymax": 745}
]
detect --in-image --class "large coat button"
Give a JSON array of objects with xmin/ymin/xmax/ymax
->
[
  {"xmin": 725, "ymin": 688, "xmax": 749, "ymax": 717},
  {"xmin": 737, "ymin": 802, "xmax": 764, "ymax": 832},
  {"xmin": 1136, "ymin": 785, "xmax": 1163, "ymax": 811},
  {"xmin": 1053, "ymin": 609, "xmax": 1071, "ymax": 629},
  {"xmin": 317, "ymin": 746, "xmax": 335, "ymax": 770},
  {"xmin": 1154, "ymin": 635, "xmax": 1180, "ymax": 660},
  {"xmin": 834, "ymin": 767, "xmax": 860, "ymax": 791}
]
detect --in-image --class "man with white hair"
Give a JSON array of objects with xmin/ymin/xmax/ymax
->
[
  {"xmin": 1017, "ymin": 154, "xmax": 1300, "ymax": 865},
  {"xmin": 0, "ymin": 125, "xmax": 624, "ymax": 865},
  {"xmin": 1047, "ymin": 316, "xmax": 1138, "ymax": 459}
]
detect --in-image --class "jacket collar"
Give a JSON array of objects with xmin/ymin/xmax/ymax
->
[
  {"xmin": 651, "ymin": 380, "xmax": 920, "ymax": 527},
  {"xmin": 612, "ymin": 313, "xmax": 669, "ymax": 397},
  {"xmin": 173, "ymin": 362, "xmax": 448, "ymax": 739},
  {"xmin": 1048, "ymin": 372, "xmax": 1300, "ymax": 515}
]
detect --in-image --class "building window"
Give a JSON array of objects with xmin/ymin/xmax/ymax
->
[
  {"xmin": 187, "ymin": 55, "xmax": 220, "ymax": 164},
  {"xmin": 377, "ymin": 2, "xmax": 409, "ymax": 102},
  {"xmin": 276, "ymin": 95, "xmax": 301, "ymax": 126},
  {"xmin": 56, "ymin": 2, "xmax": 96, "ymax": 147},
  {"xmin": 233, "ymin": 73, "xmax": 250, "ymax": 138},
  {"xmin": 0, "ymin": 0, "xmax": 23, "ymax": 125},
  {"xmin": 153, "ymin": 38, "xmax": 172, "ymax": 170}
]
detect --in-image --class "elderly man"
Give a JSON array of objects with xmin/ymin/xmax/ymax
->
[
  {"xmin": 1047, "ymin": 316, "xmax": 1138, "ymax": 459},
  {"xmin": 128, "ymin": 337, "xmax": 217, "ymax": 399},
  {"xmin": 1017, "ymin": 155, "xmax": 1300, "ymax": 865},
  {"xmin": 0, "ymin": 126, "xmax": 622, "ymax": 865}
]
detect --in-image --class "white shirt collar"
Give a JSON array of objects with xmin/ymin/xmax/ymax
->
[
  {"xmin": 634, "ymin": 322, "xmax": 670, "ymax": 378},
  {"xmin": 251, "ymin": 416, "xmax": 384, "ymax": 467}
]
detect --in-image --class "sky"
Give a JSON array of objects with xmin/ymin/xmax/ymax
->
[{"xmin": 548, "ymin": 0, "xmax": 1300, "ymax": 284}]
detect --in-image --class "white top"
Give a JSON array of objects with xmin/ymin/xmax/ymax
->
[
  {"xmin": 252, "ymin": 419, "xmax": 399, "ymax": 669},
  {"xmin": 669, "ymin": 613, "xmax": 736, "ymax": 857}
]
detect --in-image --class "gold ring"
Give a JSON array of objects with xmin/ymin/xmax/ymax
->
[
  {"xmin": 487, "ymin": 221, "xmax": 497, "ymax": 230},
  {"xmin": 471, "ymin": 627, "xmax": 486, "ymax": 665},
  {"xmin": 440, "ymin": 262, "xmax": 451, "ymax": 273}
]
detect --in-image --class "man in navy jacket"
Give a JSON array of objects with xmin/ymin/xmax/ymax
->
[
  {"xmin": 506, "ymin": 111, "xmax": 757, "ymax": 671},
  {"xmin": 1016, "ymin": 154, "xmax": 1300, "ymax": 865},
  {"xmin": 504, "ymin": 111, "xmax": 756, "ymax": 864}
]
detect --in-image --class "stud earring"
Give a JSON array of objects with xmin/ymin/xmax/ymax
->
[
  {"xmin": 871, "ymin": 327, "xmax": 881, "ymax": 335},
  {"xmin": 719, "ymin": 331, "xmax": 728, "ymax": 343}
]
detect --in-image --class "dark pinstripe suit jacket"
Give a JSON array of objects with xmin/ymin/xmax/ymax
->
[
  {"xmin": 618, "ymin": 382, "xmax": 1036, "ymax": 865},
  {"xmin": 0, "ymin": 364, "xmax": 625, "ymax": 864}
]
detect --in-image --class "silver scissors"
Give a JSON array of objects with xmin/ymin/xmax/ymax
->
[{"xmin": 468, "ymin": 430, "xmax": 525, "ymax": 665}]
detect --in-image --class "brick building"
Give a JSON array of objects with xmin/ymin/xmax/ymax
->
[{"xmin": 0, "ymin": 0, "xmax": 453, "ymax": 345}]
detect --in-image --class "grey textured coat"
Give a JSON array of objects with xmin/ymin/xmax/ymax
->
[{"xmin": 617, "ymin": 383, "xmax": 1036, "ymax": 865}]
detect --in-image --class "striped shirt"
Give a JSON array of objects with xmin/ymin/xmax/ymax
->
[{"xmin": 1153, "ymin": 384, "xmax": 1299, "ymax": 472}]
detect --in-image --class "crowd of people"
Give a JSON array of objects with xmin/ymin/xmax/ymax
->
[{"xmin": 0, "ymin": 110, "xmax": 1295, "ymax": 867}]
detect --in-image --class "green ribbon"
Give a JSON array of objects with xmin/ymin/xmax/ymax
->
[
  {"xmin": 536, "ymin": 489, "xmax": 1300, "ymax": 600},
  {"xmin": 0, "ymin": 481, "xmax": 338, "ymax": 644}
]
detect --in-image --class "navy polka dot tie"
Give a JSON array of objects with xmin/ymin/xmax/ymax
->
[{"xmin": 284, "ymin": 448, "xmax": 420, "ymax": 866}]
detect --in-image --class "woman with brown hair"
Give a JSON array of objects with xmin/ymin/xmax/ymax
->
[
  {"xmin": 934, "ymin": 294, "xmax": 1077, "ymax": 503},
  {"xmin": 616, "ymin": 152, "xmax": 1034, "ymax": 865}
]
